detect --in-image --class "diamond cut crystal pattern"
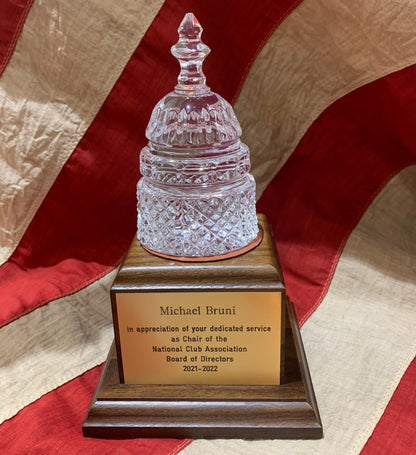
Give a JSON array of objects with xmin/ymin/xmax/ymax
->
[
  {"xmin": 138, "ymin": 176, "xmax": 257, "ymax": 257},
  {"xmin": 137, "ymin": 13, "xmax": 258, "ymax": 258}
]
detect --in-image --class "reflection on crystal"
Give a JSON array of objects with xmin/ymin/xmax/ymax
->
[{"xmin": 137, "ymin": 13, "xmax": 258, "ymax": 258}]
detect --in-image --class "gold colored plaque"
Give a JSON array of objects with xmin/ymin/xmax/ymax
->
[{"xmin": 115, "ymin": 291, "xmax": 281, "ymax": 385}]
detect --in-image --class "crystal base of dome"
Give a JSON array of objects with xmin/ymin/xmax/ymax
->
[
  {"xmin": 141, "ymin": 227, "xmax": 262, "ymax": 262},
  {"xmin": 137, "ymin": 176, "xmax": 258, "ymax": 258}
]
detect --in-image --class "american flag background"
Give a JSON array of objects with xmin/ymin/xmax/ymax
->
[{"xmin": 0, "ymin": 0, "xmax": 415, "ymax": 453}]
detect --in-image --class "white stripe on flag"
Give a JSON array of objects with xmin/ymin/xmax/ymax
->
[
  {"xmin": 0, "ymin": 0, "xmax": 164, "ymax": 265},
  {"xmin": 0, "ymin": 269, "xmax": 117, "ymax": 424},
  {"xmin": 234, "ymin": 0, "xmax": 416, "ymax": 197},
  {"xmin": 180, "ymin": 165, "xmax": 416, "ymax": 454}
]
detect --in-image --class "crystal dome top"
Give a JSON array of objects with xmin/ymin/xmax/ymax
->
[{"xmin": 137, "ymin": 13, "xmax": 259, "ymax": 259}]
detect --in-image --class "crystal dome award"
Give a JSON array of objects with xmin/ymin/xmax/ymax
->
[
  {"xmin": 137, "ymin": 13, "xmax": 260, "ymax": 260},
  {"xmin": 83, "ymin": 13, "xmax": 322, "ymax": 440}
]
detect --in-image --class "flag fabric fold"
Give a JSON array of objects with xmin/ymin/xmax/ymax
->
[{"xmin": 1, "ymin": 0, "xmax": 415, "ymax": 454}]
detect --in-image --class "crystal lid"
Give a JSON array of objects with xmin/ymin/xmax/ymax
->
[{"xmin": 145, "ymin": 13, "xmax": 242, "ymax": 148}]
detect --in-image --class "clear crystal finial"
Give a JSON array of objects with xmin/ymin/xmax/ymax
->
[{"xmin": 171, "ymin": 13, "xmax": 210, "ymax": 93}]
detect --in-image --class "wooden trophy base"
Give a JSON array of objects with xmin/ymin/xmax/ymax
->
[{"xmin": 83, "ymin": 215, "xmax": 322, "ymax": 439}]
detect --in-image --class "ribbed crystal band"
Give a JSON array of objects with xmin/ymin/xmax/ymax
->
[{"xmin": 140, "ymin": 142, "xmax": 250, "ymax": 185}]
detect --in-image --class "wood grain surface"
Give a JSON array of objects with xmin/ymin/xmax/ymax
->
[{"xmin": 83, "ymin": 215, "xmax": 322, "ymax": 439}]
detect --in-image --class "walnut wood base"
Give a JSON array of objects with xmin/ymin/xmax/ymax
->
[
  {"xmin": 83, "ymin": 215, "xmax": 322, "ymax": 439},
  {"xmin": 82, "ymin": 299, "xmax": 322, "ymax": 439}
]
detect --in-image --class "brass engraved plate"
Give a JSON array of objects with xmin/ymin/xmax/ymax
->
[{"xmin": 115, "ymin": 291, "xmax": 281, "ymax": 385}]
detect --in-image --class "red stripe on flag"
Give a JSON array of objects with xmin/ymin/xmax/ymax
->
[
  {"xmin": 0, "ymin": 0, "xmax": 303, "ymax": 328},
  {"xmin": 0, "ymin": 365, "xmax": 191, "ymax": 454},
  {"xmin": 256, "ymin": 65, "xmax": 416, "ymax": 455},
  {"xmin": 257, "ymin": 64, "xmax": 416, "ymax": 325},
  {"xmin": 360, "ymin": 357, "xmax": 416, "ymax": 455},
  {"xmin": 0, "ymin": 0, "xmax": 34, "ymax": 77}
]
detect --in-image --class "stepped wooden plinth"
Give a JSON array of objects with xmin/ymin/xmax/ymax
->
[{"xmin": 83, "ymin": 215, "xmax": 322, "ymax": 439}]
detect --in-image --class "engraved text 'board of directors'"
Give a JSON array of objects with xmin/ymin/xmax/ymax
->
[{"xmin": 115, "ymin": 291, "xmax": 282, "ymax": 385}]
